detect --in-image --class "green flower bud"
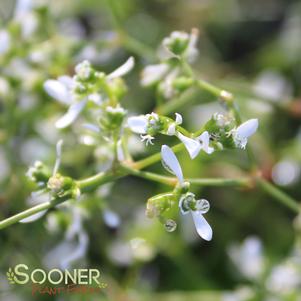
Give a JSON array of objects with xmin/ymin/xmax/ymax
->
[
  {"xmin": 47, "ymin": 174, "xmax": 78, "ymax": 199},
  {"xmin": 163, "ymin": 31, "xmax": 190, "ymax": 56},
  {"xmin": 107, "ymin": 78, "xmax": 127, "ymax": 99},
  {"xmin": 172, "ymin": 77, "xmax": 194, "ymax": 92},
  {"xmin": 146, "ymin": 192, "xmax": 175, "ymax": 218}
]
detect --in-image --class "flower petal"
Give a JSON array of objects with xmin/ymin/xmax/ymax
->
[
  {"xmin": 55, "ymin": 100, "xmax": 86, "ymax": 129},
  {"xmin": 175, "ymin": 113, "xmax": 183, "ymax": 125},
  {"xmin": 167, "ymin": 123, "xmax": 176, "ymax": 136},
  {"xmin": 103, "ymin": 209, "xmax": 121, "ymax": 228},
  {"xmin": 0, "ymin": 30, "xmax": 10, "ymax": 54},
  {"xmin": 107, "ymin": 57, "xmax": 135, "ymax": 79},
  {"xmin": 161, "ymin": 145, "xmax": 184, "ymax": 183},
  {"xmin": 82, "ymin": 123, "xmax": 100, "ymax": 133},
  {"xmin": 127, "ymin": 116, "xmax": 148, "ymax": 134},
  {"xmin": 198, "ymin": 131, "xmax": 214, "ymax": 154},
  {"xmin": 19, "ymin": 210, "xmax": 47, "ymax": 223},
  {"xmin": 177, "ymin": 132, "xmax": 201, "ymax": 159},
  {"xmin": 44, "ymin": 79, "xmax": 72, "ymax": 105},
  {"xmin": 53, "ymin": 139, "xmax": 63, "ymax": 175},
  {"xmin": 141, "ymin": 63, "xmax": 169, "ymax": 86},
  {"xmin": 236, "ymin": 119, "xmax": 258, "ymax": 139},
  {"xmin": 191, "ymin": 211, "xmax": 212, "ymax": 241}
]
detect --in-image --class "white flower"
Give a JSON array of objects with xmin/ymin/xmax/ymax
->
[
  {"xmin": 0, "ymin": 30, "xmax": 11, "ymax": 55},
  {"xmin": 127, "ymin": 115, "xmax": 148, "ymax": 134},
  {"xmin": 140, "ymin": 134, "xmax": 155, "ymax": 146},
  {"xmin": 161, "ymin": 145, "xmax": 212, "ymax": 241},
  {"xmin": 45, "ymin": 58, "xmax": 134, "ymax": 129},
  {"xmin": 167, "ymin": 113, "xmax": 183, "ymax": 136},
  {"xmin": 75, "ymin": 60, "xmax": 92, "ymax": 80},
  {"xmin": 141, "ymin": 63, "xmax": 170, "ymax": 86},
  {"xmin": 228, "ymin": 236, "xmax": 264, "ymax": 280},
  {"xmin": 233, "ymin": 119, "xmax": 258, "ymax": 149},
  {"xmin": 176, "ymin": 132, "xmax": 202, "ymax": 159},
  {"xmin": 197, "ymin": 131, "xmax": 214, "ymax": 154}
]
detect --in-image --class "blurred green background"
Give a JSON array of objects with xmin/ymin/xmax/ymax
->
[{"xmin": 1, "ymin": 0, "xmax": 301, "ymax": 300}]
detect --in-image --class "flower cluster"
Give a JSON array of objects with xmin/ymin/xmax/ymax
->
[
  {"xmin": 44, "ymin": 57, "xmax": 134, "ymax": 129},
  {"xmin": 141, "ymin": 29, "xmax": 199, "ymax": 99},
  {"xmin": 146, "ymin": 145, "xmax": 212, "ymax": 241},
  {"xmin": 128, "ymin": 112, "xmax": 258, "ymax": 159}
]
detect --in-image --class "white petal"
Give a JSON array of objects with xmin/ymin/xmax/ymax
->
[
  {"xmin": 191, "ymin": 211, "xmax": 212, "ymax": 241},
  {"xmin": 58, "ymin": 75, "xmax": 74, "ymax": 89},
  {"xmin": 236, "ymin": 119, "xmax": 258, "ymax": 139},
  {"xmin": 175, "ymin": 113, "xmax": 183, "ymax": 125},
  {"xmin": 53, "ymin": 139, "xmax": 63, "ymax": 175},
  {"xmin": 167, "ymin": 123, "xmax": 176, "ymax": 136},
  {"xmin": 0, "ymin": 30, "xmax": 10, "ymax": 54},
  {"xmin": 82, "ymin": 123, "xmax": 100, "ymax": 133},
  {"xmin": 127, "ymin": 116, "xmax": 148, "ymax": 134},
  {"xmin": 14, "ymin": 0, "xmax": 33, "ymax": 16},
  {"xmin": 141, "ymin": 64, "xmax": 169, "ymax": 86},
  {"xmin": 107, "ymin": 57, "xmax": 135, "ymax": 79},
  {"xmin": 19, "ymin": 210, "xmax": 47, "ymax": 223},
  {"xmin": 44, "ymin": 80, "xmax": 71, "ymax": 105},
  {"xmin": 55, "ymin": 100, "xmax": 86, "ymax": 129},
  {"xmin": 198, "ymin": 131, "xmax": 214, "ymax": 154},
  {"xmin": 103, "ymin": 209, "xmax": 121, "ymax": 228},
  {"xmin": 177, "ymin": 133, "xmax": 201, "ymax": 159},
  {"xmin": 161, "ymin": 145, "xmax": 184, "ymax": 183}
]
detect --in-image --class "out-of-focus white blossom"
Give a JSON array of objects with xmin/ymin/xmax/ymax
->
[
  {"xmin": 228, "ymin": 236, "xmax": 264, "ymax": 280},
  {"xmin": 272, "ymin": 159, "xmax": 300, "ymax": 186}
]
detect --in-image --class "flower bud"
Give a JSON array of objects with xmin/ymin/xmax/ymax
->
[
  {"xmin": 163, "ymin": 31, "xmax": 190, "ymax": 56},
  {"xmin": 146, "ymin": 192, "xmax": 175, "ymax": 218},
  {"xmin": 47, "ymin": 174, "xmax": 77, "ymax": 198}
]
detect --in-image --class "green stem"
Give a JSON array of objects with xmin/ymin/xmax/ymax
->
[
  {"xmin": 121, "ymin": 164, "xmax": 177, "ymax": 186},
  {"xmin": 256, "ymin": 177, "xmax": 300, "ymax": 214},
  {"xmin": 0, "ymin": 197, "xmax": 67, "ymax": 230},
  {"xmin": 188, "ymin": 177, "xmax": 252, "ymax": 188}
]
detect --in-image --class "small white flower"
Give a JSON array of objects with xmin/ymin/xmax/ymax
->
[
  {"xmin": 140, "ymin": 134, "xmax": 155, "ymax": 146},
  {"xmin": 177, "ymin": 132, "xmax": 201, "ymax": 159},
  {"xmin": 167, "ymin": 113, "xmax": 183, "ymax": 136},
  {"xmin": 141, "ymin": 63, "xmax": 170, "ymax": 86},
  {"xmin": 198, "ymin": 131, "xmax": 214, "ymax": 154},
  {"xmin": 75, "ymin": 60, "xmax": 92, "ymax": 80},
  {"xmin": 233, "ymin": 119, "xmax": 258, "ymax": 149},
  {"xmin": 107, "ymin": 56, "xmax": 135, "ymax": 80},
  {"xmin": 161, "ymin": 145, "xmax": 212, "ymax": 241},
  {"xmin": 0, "ymin": 30, "xmax": 11, "ymax": 55},
  {"xmin": 128, "ymin": 115, "xmax": 148, "ymax": 134}
]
